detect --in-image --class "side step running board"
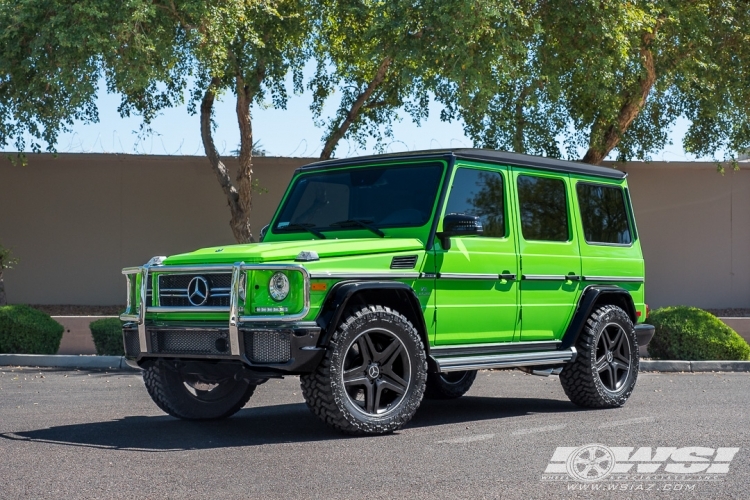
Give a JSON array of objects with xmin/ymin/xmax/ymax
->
[{"xmin": 431, "ymin": 348, "xmax": 577, "ymax": 373}]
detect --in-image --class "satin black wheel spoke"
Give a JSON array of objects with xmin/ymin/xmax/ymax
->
[
  {"xmin": 378, "ymin": 374, "xmax": 407, "ymax": 395},
  {"xmin": 363, "ymin": 379, "xmax": 376, "ymax": 413},
  {"xmin": 595, "ymin": 356, "xmax": 609, "ymax": 373},
  {"xmin": 358, "ymin": 335, "xmax": 375, "ymax": 365},
  {"xmin": 375, "ymin": 337, "xmax": 400, "ymax": 364},
  {"xmin": 610, "ymin": 327, "xmax": 624, "ymax": 351},
  {"xmin": 381, "ymin": 364, "xmax": 407, "ymax": 389},
  {"xmin": 343, "ymin": 369, "xmax": 368, "ymax": 386}
]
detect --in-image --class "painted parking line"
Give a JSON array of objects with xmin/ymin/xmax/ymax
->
[
  {"xmin": 438, "ymin": 433, "xmax": 496, "ymax": 444},
  {"xmin": 597, "ymin": 416, "xmax": 655, "ymax": 428},
  {"xmin": 512, "ymin": 424, "xmax": 567, "ymax": 435}
]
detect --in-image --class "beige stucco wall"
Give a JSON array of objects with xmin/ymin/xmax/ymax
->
[
  {"xmin": 1, "ymin": 154, "xmax": 748, "ymax": 308},
  {"xmin": 0, "ymin": 154, "xmax": 310, "ymax": 305},
  {"xmin": 622, "ymin": 162, "xmax": 750, "ymax": 308}
]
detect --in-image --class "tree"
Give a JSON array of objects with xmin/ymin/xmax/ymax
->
[
  {"xmin": 0, "ymin": 0, "xmax": 309, "ymax": 242},
  {"xmin": 310, "ymin": 0, "xmax": 528, "ymax": 159},
  {"xmin": 0, "ymin": 243, "xmax": 19, "ymax": 306},
  {"xmin": 446, "ymin": 0, "xmax": 750, "ymax": 165}
]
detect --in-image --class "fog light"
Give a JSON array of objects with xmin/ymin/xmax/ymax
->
[{"xmin": 269, "ymin": 272, "xmax": 290, "ymax": 301}]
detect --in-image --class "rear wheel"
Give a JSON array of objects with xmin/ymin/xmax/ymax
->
[
  {"xmin": 560, "ymin": 305, "xmax": 639, "ymax": 408},
  {"xmin": 424, "ymin": 370, "xmax": 477, "ymax": 399},
  {"xmin": 143, "ymin": 361, "xmax": 256, "ymax": 420}
]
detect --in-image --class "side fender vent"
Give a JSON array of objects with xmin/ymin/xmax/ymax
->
[{"xmin": 390, "ymin": 255, "xmax": 418, "ymax": 269}]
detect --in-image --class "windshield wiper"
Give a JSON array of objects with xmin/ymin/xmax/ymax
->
[
  {"xmin": 329, "ymin": 219, "xmax": 385, "ymax": 238},
  {"xmin": 276, "ymin": 223, "xmax": 326, "ymax": 239}
]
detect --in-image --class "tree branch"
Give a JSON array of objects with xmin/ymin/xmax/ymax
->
[
  {"xmin": 320, "ymin": 57, "xmax": 393, "ymax": 160},
  {"xmin": 583, "ymin": 17, "xmax": 664, "ymax": 165}
]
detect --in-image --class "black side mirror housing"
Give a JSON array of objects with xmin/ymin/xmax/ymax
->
[{"xmin": 437, "ymin": 213, "xmax": 483, "ymax": 250}]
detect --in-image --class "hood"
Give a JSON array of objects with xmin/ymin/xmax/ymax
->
[{"xmin": 163, "ymin": 238, "xmax": 425, "ymax": 265}]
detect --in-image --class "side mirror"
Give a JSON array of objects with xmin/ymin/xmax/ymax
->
[
  {"xmin": 437, "ymin": 213, "xmax": 483, "ymax": 250},
  {"xmin": 259, "ymin": 224, "xmax": 269, "ymax": 242}
]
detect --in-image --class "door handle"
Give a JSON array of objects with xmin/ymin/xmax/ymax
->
[
  {"xmin": 498, "ymin": 274, "xmax": 517, "ymax": 280},
  {"xmin": 565, "ymin": 274, "xmax": 582, "ymax": 281}
]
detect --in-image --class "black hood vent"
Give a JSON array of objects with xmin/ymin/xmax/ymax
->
[{"xmin": 390, "ymin": 255, "xmax": 418, "ymax": 269}]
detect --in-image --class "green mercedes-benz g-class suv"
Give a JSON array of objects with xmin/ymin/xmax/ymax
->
[{"xmin": 121, "ymin": 149, "xmax": 654, "ymax": 435}]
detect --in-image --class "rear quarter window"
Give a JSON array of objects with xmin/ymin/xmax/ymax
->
[{"xmin": 576, "ymin": 182, "xmax": 632, "ymax": 245}]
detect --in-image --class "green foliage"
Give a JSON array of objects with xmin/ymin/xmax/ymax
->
[
  {"xmin": 310, "ymin": 0, "xmax": 528, "ymax": 158},
  {"xmin": 0, "ymin": 305, "xmax": 64, "ymax": 354},
  {"xmin": 443, "ymin": 0, "xmax": 750, "ymax": 164},
  {"xmin": 647, "ymin": 306, "xmax": 750, "ymax": 361},
  {"xmin": 0, "ymin": 244, "xmax": 18, "ymax": 270},
  {"xmin": 89, "ymin": 317, "xmax": 124, "ymax": 356}
]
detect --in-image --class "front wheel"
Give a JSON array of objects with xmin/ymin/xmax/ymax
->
[
  {"xmin": 300, "ymin": 305, "xmax": 427, "ymax": 435},
  {"xmin": 560, "ymin": 305, "xmax": 639, "ymax": 408},
  {"xmin": 143, "ymin": 361, "xmax": 256, "ymax": 420}
]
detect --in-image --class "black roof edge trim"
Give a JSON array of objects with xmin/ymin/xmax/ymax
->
[{"xmin": 297, "ymin": 149, "xmax": 626, "ymax": 180}]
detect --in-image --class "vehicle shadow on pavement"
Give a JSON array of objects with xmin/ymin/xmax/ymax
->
[
  {"xmin": 0, "ymin": 396, "xmax": 582, "ymax": 451},
  {"xmin": 409, "ymin": 395, "xmax": 582, "ymax": 429}
]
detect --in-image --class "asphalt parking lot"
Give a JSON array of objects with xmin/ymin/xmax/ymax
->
[{"xmin": 0, "ymin": 368, "xmax": 748, "ymax": 499}]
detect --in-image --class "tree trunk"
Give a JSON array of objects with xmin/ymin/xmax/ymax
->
[
  {"xmin": 582, "ymin": 27, "xmax": 660, "ymax": 165},
  {"xmin": 320, "ymin": 57, "xmax": 392, "ymax": 160},
  {"xmin": 200, "ymin": 77, "xmax": 253, "ymax": 243},
  {"xmin": 0, "ymin": 270, "xmax": 6, "ymax": 306}
]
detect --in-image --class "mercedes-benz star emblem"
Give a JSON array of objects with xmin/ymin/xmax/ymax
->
[
  {"xmin": 187, "ymin": 276, "xmax": 210, "ymax": 306},
  {"xmin": 367, "ymin": 365, "xmax": 380, "ymax": 380}
]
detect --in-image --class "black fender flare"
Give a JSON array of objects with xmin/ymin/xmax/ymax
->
[
  {"xmin": 559, "ymin": 285, "xmax": 637, "ymax": 350},
  {"xmin": 315, "ymin": 281, "xmax": 429, "ymax": 352}
]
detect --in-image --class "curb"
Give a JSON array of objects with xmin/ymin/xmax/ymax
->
[
  {"xmin": 1, "ymin": 355, "xmax": 749, "ymax": 373},
  {"xmin": 0, "ymin": 354, "xmax": 140, "ymax": 372},
  {"xmin": 640, "ymin": 360, "xmax": 750, "ymax": 372}
]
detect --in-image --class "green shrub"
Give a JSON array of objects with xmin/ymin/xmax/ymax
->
[
  {"xmin": 0, "ymin": 305, "xmax": 64, "ymax": 354},
  {"xmin": 89, "ymin": 317, "xmax": 124, "ymax": 356},
  {"xmin": 648, "ymin": 306, "xmax": 750, "ymax": 361}
]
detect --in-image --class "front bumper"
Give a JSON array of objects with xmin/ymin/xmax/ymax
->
[
  {"xmin": 635, "ymin": 323, "xmax": 655, "ymax": 347},
  {"xmin": 122, "ymin": 321, "xmax": 324, "ymax": 375}
]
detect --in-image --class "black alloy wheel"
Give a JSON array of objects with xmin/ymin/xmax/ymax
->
[
  {"xmin": 300, "ymin": 305, "xmax": 427, "ymax": 435},
  {"xmin": 342, "ymin": 328, "xmax": 411, "ymax": 416},
  {"xmin": 560, "ymin": 305, "xmax": 639, "ymax": 408},
  {"xmin": 595, "ymin": 323, "xmax": 632, "ymax": 392}
]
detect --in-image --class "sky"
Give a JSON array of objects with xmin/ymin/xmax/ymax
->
[{"xmin": 11, "ymin": 74, "xmax": 712, "ymax": 162}]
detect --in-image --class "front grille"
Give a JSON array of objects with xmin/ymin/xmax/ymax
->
[
  {"xmin": 123, "ymin": 330, "xmax": 140, "ymax": 357},
  {"xmin": 391, "ymin": 255, "xmax": 418, "ymax": 269},
  {"xmin": 243, "ymin": 331, "xmax": 291, "ymax": 363},
  {"xmin": 150, "ymin": 330, "xmax": 230, "ymax": 355},
  {"xmin": 157, "ymin": 273, "xmax": 231, "ymax": 307}
]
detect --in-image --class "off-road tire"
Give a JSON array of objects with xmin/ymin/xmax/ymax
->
[
  {"xmin": 424, "ymin": 370, "xmax": 477, "ymax": 399},
  {"xmin": 300, "ymin": 305, "xmax": 427, "ymax": 435},
  {"xmin": 143, "ymin": 361, "xmax": 256, "ymax": 420},
  {"xmin": 560, "ymin": 305, "xmax": 639, "ymax": 408}
]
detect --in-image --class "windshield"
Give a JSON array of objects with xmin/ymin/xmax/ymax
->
[{"xmin": 273, "ymin": 162, "xmax": 444, "ymax": 235}]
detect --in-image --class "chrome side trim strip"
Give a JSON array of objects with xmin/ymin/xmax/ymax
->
[
  {"xmin": 522, "ymin": 275, "xmax": 570, "ymax": 281},
  {"xmin": 228, "ymin": 263, "xmax": 242, "ymax": 355},
  {"xmin": 309, "ymin": 272, "xmax": 420, "ymax": 280},
  {"xmin": 438, "ymin": 273, "xmax": 498, "ymax": 280},
  {"xmin": 584, "ymin": 276, "xmax": 645, "ymax": 283},
  {"xmin": 434, "ymin": 348, "xmax": 576, "ymax": 373}
]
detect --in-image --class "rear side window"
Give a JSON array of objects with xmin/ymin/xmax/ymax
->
[
  {"xmin": 576, "ymin": 183, "xmax": 632, "ymax": 245},
  {"xmin": 444, "ymin": 168, "xmax": 505, "ymax": 237},
  {"xmin": 517, "ymin": 175, "xmax": 569, "ymax": 241}
]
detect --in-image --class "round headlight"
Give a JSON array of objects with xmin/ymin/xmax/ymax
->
[{"xmin": 269, "ymin": 272, "xmax": 290, "ymax": 301}]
